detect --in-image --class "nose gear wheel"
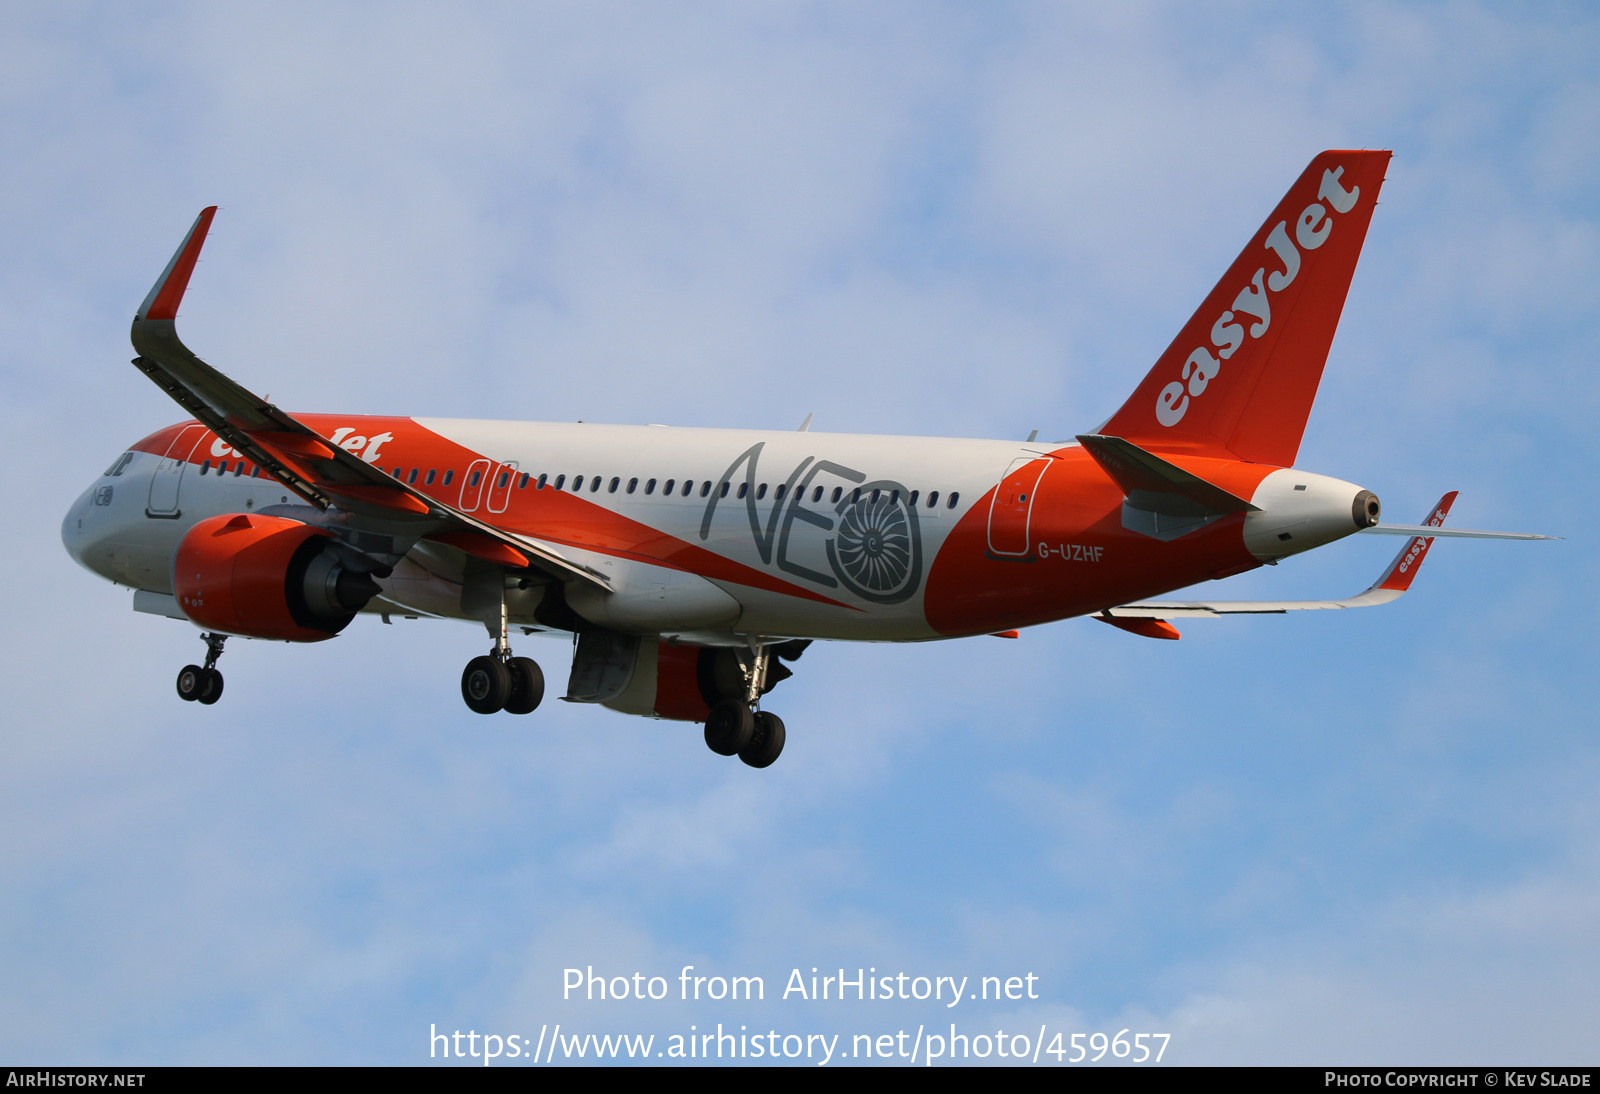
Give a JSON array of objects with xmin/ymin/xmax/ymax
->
[{"xmin": 175, "ymin": 632, "xmax": 227, "ymax": 705}]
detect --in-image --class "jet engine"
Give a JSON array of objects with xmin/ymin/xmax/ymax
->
[{"xmin": 173, "ymin": 513, "xmax": 383, "ymax": 641}]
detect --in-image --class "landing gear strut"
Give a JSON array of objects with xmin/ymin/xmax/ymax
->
[
  {"xmin": 703, "ymin": 644, "xmax": 787, "ymax": 768},
  {"xmin": 176, "ymin": 632, "xmax": 227, "ymax": 705},
  {"xmin": 460, "ymin": 596, "xmax": 543, "ymax": 715}
]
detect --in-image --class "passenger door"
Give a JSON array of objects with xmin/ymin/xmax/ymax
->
[
  {"xmin": 986, "ymin": 456, "xmax": 1050, "ymax": 557},
  {"xmin": 145, "ymin": 425, "xmax": 205, "ymax": 517}
]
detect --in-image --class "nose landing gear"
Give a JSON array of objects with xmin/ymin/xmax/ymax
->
[{"xmin": 176, "ymin": 632, "xmax": 227, "ymax": 705}]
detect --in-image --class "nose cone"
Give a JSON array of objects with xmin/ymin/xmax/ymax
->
[
  {"xmin": 1244, "ymin": 469, "xmax": 1379, "ymax": 562},
  {"xmin": 61, "ymin": 481, "xmax": 101, "ymax": 571},
  {"xmin": 63, "ymin": 457, "xmax": 178, "ymax": 592}
]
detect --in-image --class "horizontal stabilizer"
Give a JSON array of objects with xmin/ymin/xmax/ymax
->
[
  {"xmin": 1076, "ymin": 433, "xmax": 1258, "ymax": 516},
  {"xmin": 1102, "ymin": 492, "xmax": 1470, "ymax": 623},
  {"xmin": 1360, "ymin": 524, "xmax": 1558, "ymax": 541}
]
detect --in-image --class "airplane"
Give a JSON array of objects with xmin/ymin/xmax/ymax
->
[{"xmin": 62, "ymin": 149, "xmax": 1553, "ymax": 769}]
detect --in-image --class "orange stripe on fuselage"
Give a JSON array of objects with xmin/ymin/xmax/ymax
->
[{"xmin": 131, "ymin": 416, "xmax": 856, "ymax": 611}]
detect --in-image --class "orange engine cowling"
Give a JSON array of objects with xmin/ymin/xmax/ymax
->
[{"xmin": 173, "ymin": 513, "xmax": 382, "ymax": 641}]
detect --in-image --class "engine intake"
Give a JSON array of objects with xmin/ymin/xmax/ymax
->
[{"xmin": 173, "ymin": 513, "xmax": 382, "ymax": 641}]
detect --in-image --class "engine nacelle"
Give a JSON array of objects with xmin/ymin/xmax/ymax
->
[{"xmin": 173, "ymin": 513, "xmax": 381, "ymax": 641}]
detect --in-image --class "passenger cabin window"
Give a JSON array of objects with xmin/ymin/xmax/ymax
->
[
  {"xmin": 926, "ymin": 490, "xmax": 939, "ymax": 508},
  {"xmin": 908, "ymin": 489, "xmax": 919, "ymax": 506},
  {"xmin": 663, "ymin": 479, "xmax": 675, "ymax": 494},
  {"xmin": 590, "ymin": 477, "xmax": 601, "ymax": 493},
  {"xmin": 850, "ymin": 488, "xmax": 861, "ymax": 503},
  {"xmin": 645, "ymin": 479, "xmax": 657, "ymax": 495},
  {"xmin": 518, "ymin": 473, "xmax": 530, "ymax": 489},
  {"xmin": 572, "ymin": 475, "xmax": 584, "ymax": 491},
  {"xmin": 392, "ymin": 467, "xmax": 402, "ymax": 478},
  {"xmin": 234, "ymin": 463, "xmax": 245, "ymax": 477},
  {"xmin": 407, "ymin": 468, "xmax": 419, "ymax": 484},
  {"xmin": 443, "ymin": 470, "xmax": 455, "ymax": 486},
  {"xmin": 497, "ymin": 471, "xmax": 509, "ymax": 489},
  {"xmin": 700, "ymin": 481, "xmax": 711, "ymax": 497},
  {"xmin": 775, "ymin": 484, "xmax": 787, "ymax": 500},
  {"xmin": 425, "ymin": 469, "xmax": 437, "ymax": 485},
  {"xmin": 682, "ymin": 480, "xmax": 693, "ymax": 497},
  {"xmin": 200, "ymin": 460, "xmax": 211, "ymax": 475},
  {"xmin": 947, "ymin": 491, "xmax": 959, "ymax": 509},
  {"xmin": 554, "ymin": 475, "xmax": 566, "ymax": 490},
  {"xmin": 756, "ymin": 484, "xmax": 767, "ymax": 500},
  {"xmin": 627, "ymin": 478, "xmax": 638, "ymax": 494},
  {"xmin": 537, "ymin": 473, "xmax": 548, "ymax": 489},
  {"xmin": 737, "ymin": 483, "xmax": 748, "ymax": 499},
  {"xmin": 813, "ymin": 485, "xmax": 823, "ymax": 502},
  {"xmin": 608, "ymin": 477, "xmax": 619, "ymax": 493},
  {"xmin": 719, "ymin": 482, "xmax": 729, "ymax": 498},
  {"xmin": 831, "ymin": 487, "xmax": 842, "ymax": 503},
  {"xmin": 468, "ymin": 469, "xmax": 482, "ymax": 488}
]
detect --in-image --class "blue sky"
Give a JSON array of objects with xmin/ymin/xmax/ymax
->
[{"xmin": 2, "ymin": 2, "xmax": 1596, "ymax": 1065}]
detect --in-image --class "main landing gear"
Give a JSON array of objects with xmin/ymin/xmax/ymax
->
[
  {"xmin": 460, "ymin": 609, "xmax": 544, "ymax": 716},
  {"xmin": 461, "ymin": 653, "xmax": 544, "ymax": 715},
  {"xmin": 176, "ymin": 632, "xmax": 227, "ymax": 705},
  {"xmin": 704, "ymin": 645, "xmax": 786, "ymax": 769}
]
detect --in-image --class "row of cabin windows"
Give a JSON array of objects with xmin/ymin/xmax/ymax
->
[
  {"xmin": 396, "ymin": 468, "xmax": 456, "ymax": 487},
  {"xmin": 197, "ymin": 458, "xmax": 457, "ymax": 486},
  {"xmin": 492, "ymin": 469, "xmax": 958, "ymax": 510},
  {"xmin": 199, "ymin": 460, "xmax": 263, "ymax": 477},
  {"xmin": 199, "ymin": 456, "xmax": 961, "ymax": 511}
]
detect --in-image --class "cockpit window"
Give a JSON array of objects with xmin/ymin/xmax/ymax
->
[{"xmin": 103, "ymin": 453, "xmax": 134, "ymax": 477}]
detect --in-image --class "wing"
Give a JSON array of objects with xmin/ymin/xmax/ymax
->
[
  {"xmin": 129, "ymin": 208, "xmax": 609, "ymax": 589},
  {"xmin": 1100, "ymin": 492, "xmax": 1469, "ymax": 632}
]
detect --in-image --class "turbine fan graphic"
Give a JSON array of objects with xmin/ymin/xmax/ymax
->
[{"xmin": 827, "ymin": 483, "xmax": 922, "ymax": 603}]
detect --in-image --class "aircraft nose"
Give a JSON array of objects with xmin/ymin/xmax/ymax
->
[{"xmin": 61, "ymin": 481, "xmax": 100, "ymax": 568}]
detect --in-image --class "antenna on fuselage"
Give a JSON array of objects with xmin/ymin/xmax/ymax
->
[{"xmin": 797, "ymin": 413, "xmax": 813, "ymax": 432}]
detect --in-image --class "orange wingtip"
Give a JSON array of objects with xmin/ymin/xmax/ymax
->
[
  {"xmin": 141, "ymin": 206, "xmax": 218, "ymax": 322},
  {"xmin": 990, "ymin": 630, "xmax": 1020, "ymax": 639},
  {"xmin": 424, "ymin": 531, "xmax": 530, "ymax": 569},
  {"xmin": 1376, "ymin": 491, "xmax": 1459, "ymax": 592}
]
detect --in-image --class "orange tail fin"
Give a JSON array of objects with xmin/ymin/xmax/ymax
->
[{"xmin": 1100, "ymin": 150, "xmax": 1391, "ymax": 466}]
